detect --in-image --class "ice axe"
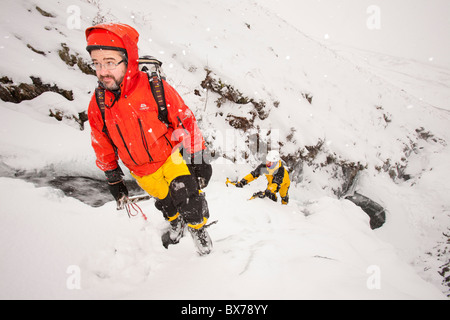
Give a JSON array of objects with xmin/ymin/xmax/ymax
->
[
  {"xmin": 248, "ymin": 191, "xmax": 266, "ymax": 201},
  {"xmin": 226, "ymin": 178, "xmax": 238, "ymax": 187},
  {"xmin": 116, "ymin": 194, "xmax": 152, "ymax": 220}
]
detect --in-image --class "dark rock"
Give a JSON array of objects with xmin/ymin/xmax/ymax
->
[
  {"xmin": 345, "ymin": 192, "xmax": 386, "ymax": 229},
  {"xmin": 0, "ymin": 76, "xmax": 73, "ymax": 103}
]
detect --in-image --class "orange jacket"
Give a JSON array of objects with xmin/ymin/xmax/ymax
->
[{"xmin": 86, "ymin": 24, "xmax": 205, "ymax": 177}]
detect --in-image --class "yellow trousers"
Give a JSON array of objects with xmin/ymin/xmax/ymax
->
[
  {"xmin": 131, "ymin": 151, "xmax": 207, "ymax": 228},
  {"xmin": 131, "ymin": 151, "xmax": 190, "ymax": 200}
]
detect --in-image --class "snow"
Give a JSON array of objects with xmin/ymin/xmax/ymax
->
[
  {"xmin": 258, "ymin": 0, "xmax": 450, "ymax": 69},
  {"xmin": 0, "ymin": 177, "xmax": 444, "ymax": 300},
  {"xmin": 0, "ymin": 0, "xmax": 449, "ymax": 300}
]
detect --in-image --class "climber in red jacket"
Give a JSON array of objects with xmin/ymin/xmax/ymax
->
[{"xmin": 85, "ymin": 23, "xmax": 212, "ymax": 255}]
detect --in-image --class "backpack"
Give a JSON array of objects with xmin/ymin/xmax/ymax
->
[
  {"xmin": 94, "ymin": 55, "xmax": 169, "ymax": 139},
  {"xmin": 138, "ymin": 55, "xmax": 169, "ymax": 126}
]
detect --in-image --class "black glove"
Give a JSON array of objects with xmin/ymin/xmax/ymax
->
[
  {"xmin": 108, "ymin": 180, "xmax": 129, "ymax": 202},
  {"xmin": 186, "ymin": 151, "xmax": 212, "ymax": 189},
  {"xmin": 188, "ymin": 162, "xmax": 212, "ymax": 189},
  {"xmin": 105, "ymin": 167, "xmax": 124, "ymax": 183},
  {"xmin": 264, "ymin": 189, "xmax": 277, "ymax": 202},
  {"xmin": 235, "ymin": 179, "xmax": 247, "ymax": 188},
  {"xmin": 253, "ymin": 191, "xmax": 266, "ymax": 198},
  {"xmin": 105, "ymin": 167, "xmax": 129, "ymax": 201}
]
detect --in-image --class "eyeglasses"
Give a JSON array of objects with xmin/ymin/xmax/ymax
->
[{"xmin": 89, "ymin": 59, "xmax": 125, "ymax": 71}]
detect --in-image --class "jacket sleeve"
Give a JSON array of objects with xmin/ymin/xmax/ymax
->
[
  {"xmin": 243, "ymin": 163, "xmax": 266, "ymax": 183},
  {"xmin": 163, "ymin": 80, "xmax": 206, "ymax": 154},
  {"xmin": 87, "ymin": 94, "xmax": 119, "ymax": 172}
]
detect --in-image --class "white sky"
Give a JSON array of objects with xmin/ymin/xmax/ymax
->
[{"xmin": 259, "ymin": 0, "xmax": 450, "ymax": 68}]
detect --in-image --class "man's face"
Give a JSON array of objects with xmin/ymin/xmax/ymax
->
[{"xmin": 90, "ymin": 49, "xmax": 127, "ymax": 91}]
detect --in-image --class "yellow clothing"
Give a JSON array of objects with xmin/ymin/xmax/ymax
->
[
  {"xmin": 131, "ymin": 150, "xmax": 207, "ymax": 228},
  {"xmin": 242, "ymin": 160, "xmax": 290, "ymax": 204},
  {"xmin": 131, "ymin": 151, "xmax": 190, "ymax": 200}
]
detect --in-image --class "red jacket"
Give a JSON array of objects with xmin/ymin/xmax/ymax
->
[{"xmin": 87, "ymin": 24, "xmax": 205, "ymax": 177}]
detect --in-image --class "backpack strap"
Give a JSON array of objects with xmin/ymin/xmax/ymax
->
[
  {"xmin": 139, "ymin": 56, "xmax": 170, "ymax": 127},
  {"xmin": 94, "ymin": 87, "xmax": 108, "ymax": 135},
  {"xmin": 149, "ymin": 72, "xmax": 169, "ymax": 127},
  {"xmin": 94, "ymin": 87, "xmax": 117, "ymax": 152}
]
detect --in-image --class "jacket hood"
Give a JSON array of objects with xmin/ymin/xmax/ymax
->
[{"xmin": 86, "ymin": 23, "xmax": 140, "ymax": 96}]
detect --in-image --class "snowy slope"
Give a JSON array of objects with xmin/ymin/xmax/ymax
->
[
  {"xmin": 0, "ymin": 176, "xmax": 445, "ymax": 300},
  {"xmin": 0, "ymin": 0, "xmax": 449, "ymax": 299}
]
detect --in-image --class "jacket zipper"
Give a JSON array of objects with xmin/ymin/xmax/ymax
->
[
  {"xmin": 177, "ymin": 116, "xmax": 190, "ymax": 136},
  {"xmin": 163, "ymin": 135, "xmax": 173, "ymax": 149},
  {"xmin": 115, "ymin": 124, "xmax": 139, "ymax": 166},
  {"xmin": 138, "ymin": 118, "xmax": 154, "ymax": 162}
]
